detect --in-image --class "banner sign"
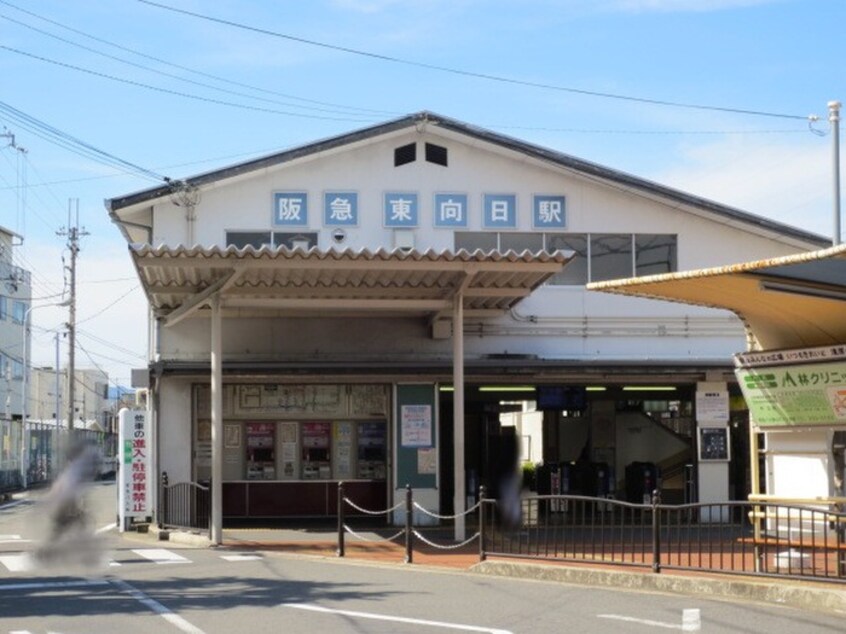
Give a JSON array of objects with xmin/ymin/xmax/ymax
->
[
  {"xmin": 118, "ymin": 408, "xmax": 151, "ymax": 527},
  {"xmin": 735, "ymin": 356, "xmax": 846, "ymax": 428}
]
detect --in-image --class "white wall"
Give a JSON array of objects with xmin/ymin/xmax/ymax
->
[{"xmin": 143, "ymin": 126, "xmax": 808, "ymax": 365}]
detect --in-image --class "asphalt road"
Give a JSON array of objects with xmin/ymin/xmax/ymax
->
[{"xmin": 0, "ymin": 482, "xmax": 843, "ymax": 633}]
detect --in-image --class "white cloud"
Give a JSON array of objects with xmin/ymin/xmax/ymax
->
[{"xmin": 655, "ymin": 133, "xmax": 834, "ymax": 238}]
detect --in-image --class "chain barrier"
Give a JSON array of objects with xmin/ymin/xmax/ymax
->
[
  {"xmin": 343, "ymin": 497, "xmax": 404, "ymax": 516},
  {"xmin": 412, "ymin": 529, "xmax": 480, "ymax": 550},
  {"xmin": 412, "ymin": 500, "xmax": 481, "ymax": 520},
  {"xmin": 343, "ymin": 524, "xmax": 406, "ymax": 544}
]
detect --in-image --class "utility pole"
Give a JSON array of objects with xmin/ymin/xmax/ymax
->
[
  {"xmin": 830, "ymin": 101, "xmax": 842, "ymax": 246},
  {"xmin": 57, "ymin": 199, "xmax": 88, "ymax": 431}
]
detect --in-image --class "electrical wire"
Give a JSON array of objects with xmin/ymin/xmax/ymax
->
[
  {"xmin": 0, "ymin": 12, "xmax": 396, "ymax": 119},
  {"xmin": 75, "ymin": 284, "xmax": 140, "ymax": 326},
  {"xmin": 138, "ymin": 0, "xmax": 814, "ymax": 122},
  {"xmin": 0, "ymin": 0, "xmax": 398, "ymax": 118},
  {"xmin": 0, "ymin": 45, "xmax": 384, "ymax": 124},
  {"xmin": 0, "ymin": 99, "xmax": 168, "ymax": 182}
]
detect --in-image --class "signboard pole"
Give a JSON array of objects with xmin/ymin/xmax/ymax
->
[
  {"xmin": 118, "ymin": 408, "xmax": 151, "ymax": 532},
  {"xmin": 695, "ymin": 381, "xmax": 730, "ymax": 523}
]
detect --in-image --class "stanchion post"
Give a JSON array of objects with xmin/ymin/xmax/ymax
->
[
  {"xmin": 651, "ymin": 489, "xmax": 661, "ymax": 574},
  {"xmin": 479, "ymin": 485, "xmax": 487, "ymax": 562},
  {"xmin": 405, "ymin": 484, "xmax": 413, "ymax": 564},
  {"xmin": 337, "ymin": 481, "xmax": 345, "ymax": 557},
  {"xmin": 159, "ymin": 471, "xmax": 168, "ymax": 530}
]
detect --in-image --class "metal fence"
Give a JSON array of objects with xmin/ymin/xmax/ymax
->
[
  {"xmin": 158, "ymin": 472, "xmax": 210, "ymax": 534},
  {"xmin": 335, "ymin": 485, "xmax": 846, "ymax": 584},
  {"xmin": 0, "ymin": 421, "xmax": 117, "ymax": 495},
  {"xmin": 482, "ymin": 492, "xmax": 846, "ymax": 583}
]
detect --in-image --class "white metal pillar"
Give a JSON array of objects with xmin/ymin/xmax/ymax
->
[
  {"xmin": 452, "ymin": 293, "xmax": 465, "ymax": 541},
  {"xmin": 210, "ymin": 295, "xmax": 223, "ymax": 545}
]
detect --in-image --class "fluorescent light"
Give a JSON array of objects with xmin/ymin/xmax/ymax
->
[
  {"xmin": 478, "ymin": 386, "xmax": 535, "ymax": 392},
  {"xmin": 759, "ymin": 280, "xmax": 846, "ymax": 302},
  {"xmin": 438, "ymin": 386, "xmax": 454, "ymax": 392},
  {"xmin": 622, "ymin": 386, "xmax": 677, "ymax": 392},
  {"xmin": 585, "ymin": 386, "xmax": 606, "ymax": 392}
]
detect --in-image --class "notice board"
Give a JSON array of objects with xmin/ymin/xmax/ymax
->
[{"xmin": 395, "ymin": 384, "xmax": 437, "ymax": 489}]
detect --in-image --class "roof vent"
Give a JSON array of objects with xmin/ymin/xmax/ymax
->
[
  {"xmin": 394, "ymin": 142, "xmax": 417, "ymax": 167},
  {"xmin": 425, "ymin": 142, "xmax": 448, "ymax": 166}
]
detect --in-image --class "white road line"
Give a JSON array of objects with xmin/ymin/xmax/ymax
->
[
  {"xmin": 0, "ymin": 579, "xmax": 110, "ymax": 591},
  {"xmin": 0, "ymin": 499, "xmax": 28, "ymax": 510},
  {"xmin": 282, "ymin": 603, "xmax": 513, "ymax": 634},
  {"xmin": 0, "ymin": 553, "xmax": 32, "ymax": 572},
  {"xmin": 220, "ymin": 554, "xmax": 262, "ymax": 562},
  {"xmin": 110, "ymin": 577, "xmax": 206, "ymax": 634},
  {"xmin": 132, "ymin": 548, "xmax": 190, "ymax": 565},
  {"xmin": 96, "ymin": 522, "xmax": 117, "ymax": 534},
  {"xmin": 597, "ymin": 609, "xmax": 701, "ymax": 632},
  {"xmin": 0, "ymin": 534, "xmax": 31, "ymax": 544}
]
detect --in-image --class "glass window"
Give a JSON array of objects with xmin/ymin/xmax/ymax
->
[
  {"xmin": 273, "ymin": 232, "xmax": 318, "ymax": 250},
  {"xmin": 12, "ymin": 359, "xmax": 22, "ymax": 380},
  {"xmin": 454, "ymin": 232, "xmax": 497, "ymax": 253},
  {"xmin": 590, "ymin": 234, "xmax": 633, "ymax": 282},
  {"xmin": 636, "ymin": 234, "xmax": 677, "ymax": 276},
  {"xmin": 225, "ymin": 232, "xmax": 271, "ymax": 248},
  {"xmin": 0, "ymin": 296, "xmax": 6, "ymax": 320},
  {"xmin": 500, "ymin": 232, "xmax": 544, "ymax": 254},
  {"xmin": 12, "ymin": 301, "xmax": 26, "ymax": 325},
  {"xmin": 545, "ymin": 234, "xmax": 588, "ymax": 285}
]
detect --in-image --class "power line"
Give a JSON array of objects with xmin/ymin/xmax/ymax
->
[
  {"xmin": 0, "ymin": 45, "xmax": 383, "ymax": 124},
  {"xmin": 138, "ymin": 0, "xmax": 815, "ymax": 122},
  {"xmin": 0, "ymin": 0, "xmax": 398, "ymax": 118},
  {"xmin": 0, "ymin": 99, "xmax": 168, "ymax": 182},
  {"xmin": 0, "ymin": 11, "xmax": 397, "ymax": 119}
]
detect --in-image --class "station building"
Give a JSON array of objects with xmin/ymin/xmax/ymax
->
[{"xmin": 106, "ymin": 112, "xmax": 827, "ymax": 538}]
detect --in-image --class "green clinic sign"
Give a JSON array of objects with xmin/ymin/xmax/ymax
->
[{"xmin": 735, "ymin": 360, "xmax": 846, "ymax": 427}]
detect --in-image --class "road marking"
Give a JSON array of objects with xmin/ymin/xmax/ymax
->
[
  {"xmin": 132, "ymin": 548, "xmax": 190, "ymax": 564},
  {"xmin": 598, "ymin": 609, "xmax": 701, "ymax": 631},
  {"xmin": 0, "ymin": 579, "xmax": 110, "ymax": 591},
  {"xmin": 0, "ymin": 499, "xmax": 28, "ymax": 511},
  {"xmin": 282, "ymin": 603, "xmax": 513, "ymax": 634},
  {"xmin": 0, "ymin": 554, "xmax": 32, "ymax": 572},
  {"xmin": 0, "ymin": 534, "xmax": 31, "ymax": 544},
  {"xmin": 110, "ymin": 577, "xmax": 206, "ymax": 634},
  {"xmin": 96, "ymin": 522, "xmax": 117, "ymax": 534},
  {"xmin": 220, "ymin": 554, "xmax": 262, "ymax": 562}
]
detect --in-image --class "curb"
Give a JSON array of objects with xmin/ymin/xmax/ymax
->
[
  {"xmin": 472, "ymin": 560, "xmax": 846, "ymax": 614},
  {"xmin": 147, "ymin": 524, "xmax": 212, "ymax": 547}
]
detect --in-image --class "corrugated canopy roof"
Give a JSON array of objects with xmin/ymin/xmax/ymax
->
[
  {"xmin": 130, "ymin": 245, "xmax": 567, "ymax": 326},
  {"xmin": 587, "ymin": 244, "xmax": 846, "ymax": 351}
]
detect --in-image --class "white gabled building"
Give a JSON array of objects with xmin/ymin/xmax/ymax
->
[{"xmin": 106, "ymin": 112, "xmax": 827, "ymax": 541}]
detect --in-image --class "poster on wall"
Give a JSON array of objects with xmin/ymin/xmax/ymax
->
[
  {"xmin": 333, "ymin": 421, "xmax": 354, "ymax": 480},
  {"xmin": 417, "ymin": 448, "xmax": 437, "ymax": 474},
  {"xmin": 401, "ymin": 404, "xmax": 432, "ymax": 447},
  {"xmin": 279, "ymin": 422, "xmax": 298, "ymax": 478},
  {"xmin": 695, "ymin": 390, "xmax": 729, "ymax": 423}
]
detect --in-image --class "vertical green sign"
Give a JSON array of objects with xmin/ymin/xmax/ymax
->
[{"xmin": 395, "ymin": 384, "xmax": 437, "ymax": 489}]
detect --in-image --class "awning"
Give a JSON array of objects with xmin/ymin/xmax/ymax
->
[
  {"xmin": 586, "ymin": 243, "xmax": 846, "ymax": 351},
  {"xmin": 130, "ymin": 245, "xmax": 568, "ymax": 327}
]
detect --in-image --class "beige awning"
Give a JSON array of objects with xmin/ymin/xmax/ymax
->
[
  {"xmin": 587, "ymin": 243, "xmax": 846, "ymax": 351},
  {"xmin": 130, "ymin": 245, "xmax": 567, "ymax": 326}
]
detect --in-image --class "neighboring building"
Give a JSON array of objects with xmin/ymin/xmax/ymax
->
[
  {"xmin": 0, "ymin": 225, "xmax": 31, "ymax": 421},
  {"xmin": 106, "ymin": 112, "xmax": 828, "ymax": 538},
  {"xmin": 28, "ymin": 366, "xmax": 111, "ymax": 431}
]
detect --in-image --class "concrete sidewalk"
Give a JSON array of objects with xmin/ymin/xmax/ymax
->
[{"xmin": 151, "ymin": 524, "xmax": 846, "ymax": 615}]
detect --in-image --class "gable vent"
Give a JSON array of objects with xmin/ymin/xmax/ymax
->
[
  {"xmin": 425, "ymin": 142, "xmax": 448, "ymax": 166},
  {"xmin": 394, "ymin": 142, "xmax": 417, "ymax": 167}
]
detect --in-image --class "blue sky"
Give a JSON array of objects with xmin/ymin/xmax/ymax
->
[{"xmin": 0, "ymin": 0, "xmax": 843, "ymax": 384}]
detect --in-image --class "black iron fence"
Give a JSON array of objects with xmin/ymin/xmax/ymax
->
[
  {"xmin": 483, "ymin": 492, "xmax": 846, "ymax": 583},
  {"xmin": 336, "ymin": 484, "xmax": 846, "ymax": 584},
  {"xmin": 158, "ymin": 472, "xmax": 210, "ymax": 534}
]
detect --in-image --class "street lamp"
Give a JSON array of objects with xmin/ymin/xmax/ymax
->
[{"xmin": 21, "ymin": 298, "xmax": 70, "ymax": 487}]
